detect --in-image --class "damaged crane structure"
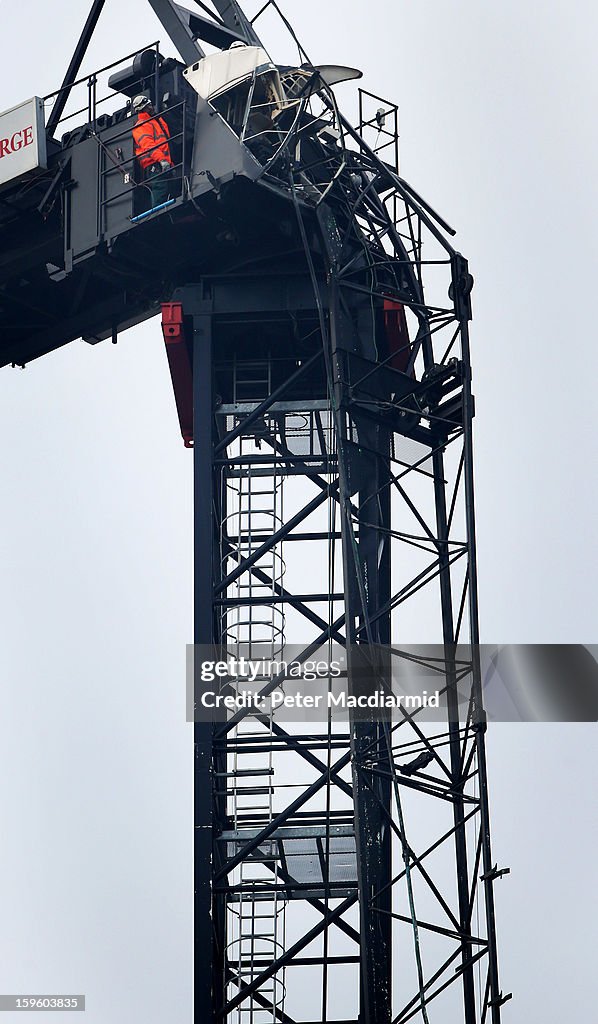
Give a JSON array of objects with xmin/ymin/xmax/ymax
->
[{"xmin": 0, "ymin": 1, "xmax": 508, "ymax": 1021}]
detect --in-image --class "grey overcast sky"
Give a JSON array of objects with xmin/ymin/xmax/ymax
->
[{"xmin": 1, "ymin": 2, "xmax": 596, "ymax": 1022}]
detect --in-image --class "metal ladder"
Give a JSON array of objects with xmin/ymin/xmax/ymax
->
[{"xmin": 221, "ymin": 358, "xmax": 287, "ymax": 1023}]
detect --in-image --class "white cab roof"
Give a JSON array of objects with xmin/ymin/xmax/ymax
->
[{"xmin": 184, "ymin": 46, "xmax": 275, "ymax": 101}]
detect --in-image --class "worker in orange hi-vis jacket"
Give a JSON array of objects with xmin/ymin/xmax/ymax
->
[{"xmin": 131, "ymin": 94, "xmax": 173, "ymax": 208}]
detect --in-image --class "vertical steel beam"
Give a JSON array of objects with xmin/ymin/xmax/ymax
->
[
  {"xmin": 329, "ymin": 279, "xmax": 393, "ymax": 1024},
  {"xmin": 193, "ymin": 306, "xmax": 216, "ymax": 1022},
  {"xmin": 356, "ymin": 405, "xmax": 393, "ymax": 1023},
  {"xmin": 457, "ymin": 284, "xmax": 503, "ymax": 1023},
  {"xmin": 432, "ymin": 443, "xmax": 477, "ymax": 1024}
]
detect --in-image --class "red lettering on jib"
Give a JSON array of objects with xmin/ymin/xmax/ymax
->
[{"xmin": 0, "ymin": 125, "xmax": 34, "ymax": 159}]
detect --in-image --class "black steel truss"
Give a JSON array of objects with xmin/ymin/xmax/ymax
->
[
  {"xmin": 182, "ymin": 231, "xmax": 506, "ymax": 1022},
  {"xmin": 169, "ymin": 7, "xmax": 506, "ymax": 1021},
  {"xmin": 178, "ymin": 74, "xmax": 506, "ymax": 1011}
]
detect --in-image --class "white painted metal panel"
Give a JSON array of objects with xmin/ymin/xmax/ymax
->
[
  {"xmin": 184, "ymin": 46, "xmax": 273, "ymax": 100},
  {"xmin": 0, "ymin": 97, "xmax": 47, "ymax": 188}
]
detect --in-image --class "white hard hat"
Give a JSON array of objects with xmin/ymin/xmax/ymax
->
[{"xmin": 132, "ymin": 94, "xmax": 151, "ymax": 111}]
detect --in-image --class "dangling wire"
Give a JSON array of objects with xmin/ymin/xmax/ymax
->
[
  {"xmin": 268, "ymin": 0, "xmax": 312, "ymax": 65},
  {"xmin": 383, "ymin": 720, "xmax": 431, "ymax": 1024}
]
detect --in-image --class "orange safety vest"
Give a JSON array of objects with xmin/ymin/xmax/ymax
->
[{"xmin": 132, "ymin": 110, "xmax": 173, "ymax": 171}]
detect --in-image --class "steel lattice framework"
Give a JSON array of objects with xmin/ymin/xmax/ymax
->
[{"xmin": 178, "ymin": 8, "xmax": 505, "ymax": 1022}]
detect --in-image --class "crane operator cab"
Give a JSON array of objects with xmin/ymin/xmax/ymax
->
[
  {"xmin": 183, "ymin": 44, "xmax": 363, "ymax": 194},
  {"xmin": 184, "ymin": 44, "xmax": 287, "ymax": 169}
]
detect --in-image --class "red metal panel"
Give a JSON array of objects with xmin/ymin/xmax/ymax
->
[
  {"xmin": 161, "ymin": 302, "xmax": 193, "ymax": 447},
  {"xmin": 383, "ymin": 297, "xmax": 411, "ymax": 373}
]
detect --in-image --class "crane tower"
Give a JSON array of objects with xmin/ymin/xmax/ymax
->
[{"xmin": 0, "ymin": 2, "xmax": 507, "ymax": 1022}]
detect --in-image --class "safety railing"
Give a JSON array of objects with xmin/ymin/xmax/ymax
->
[
  {"xmin": 43, "ymin": 41, "xmax": 163, "ymax": 138},
  {"xmin": 358, "ymin": 87, "xmax": 400, "ymax": 173}
]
